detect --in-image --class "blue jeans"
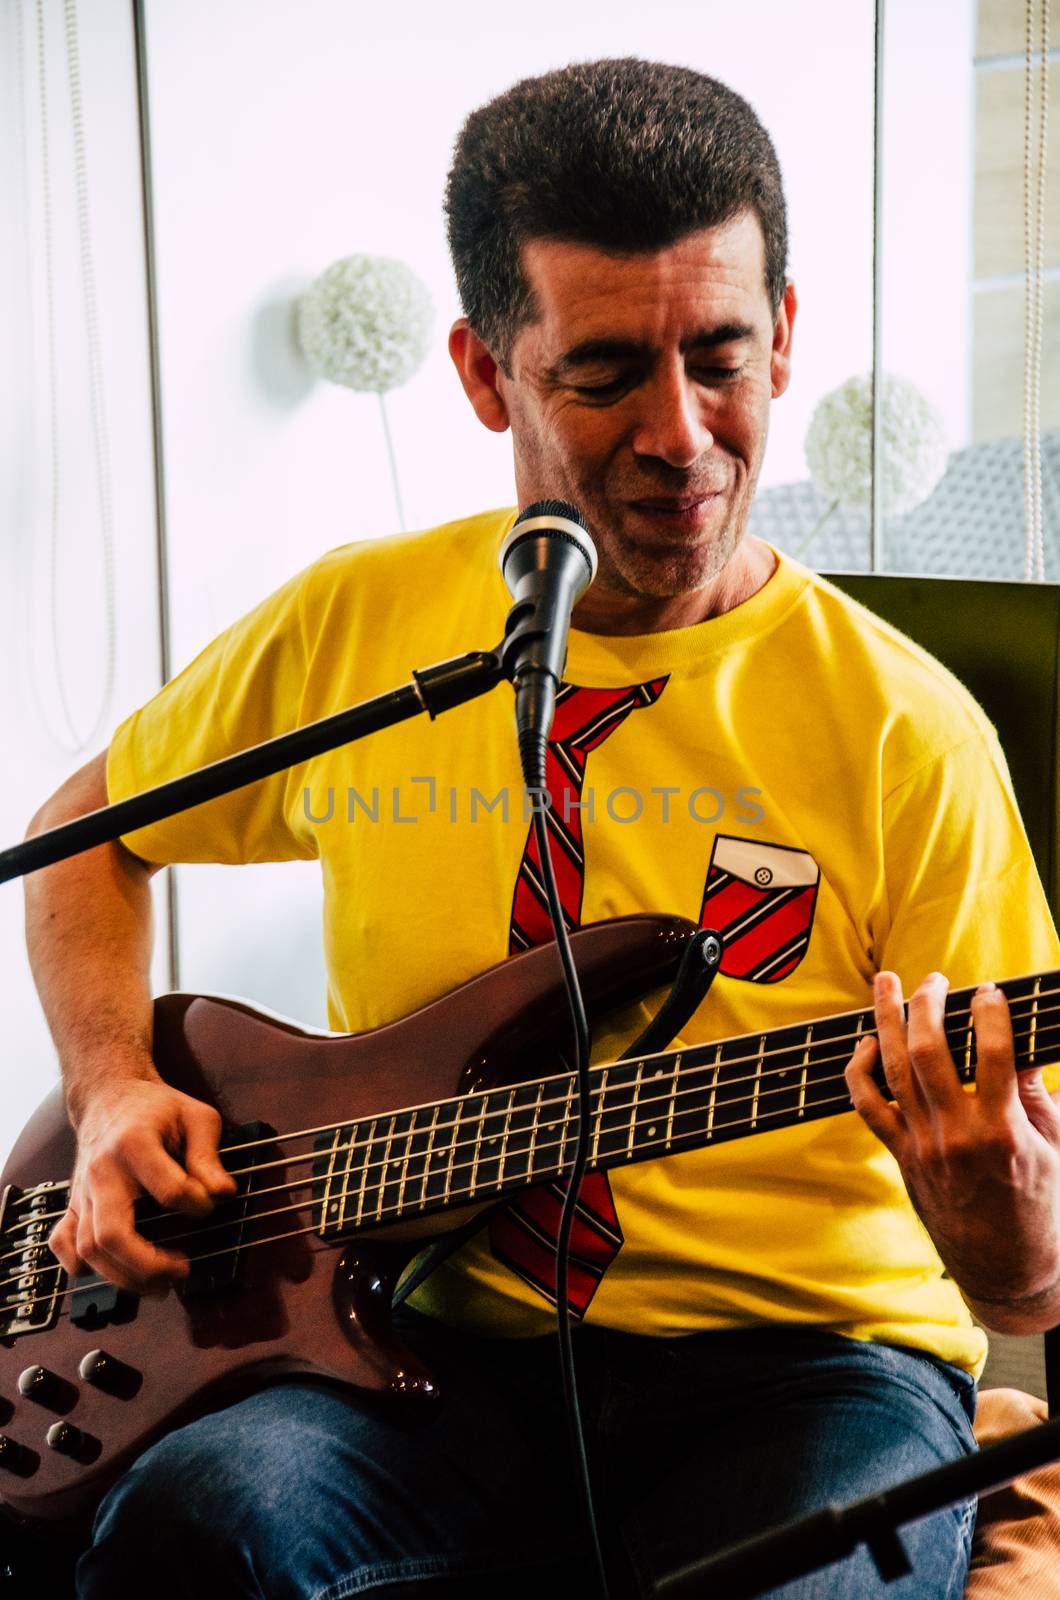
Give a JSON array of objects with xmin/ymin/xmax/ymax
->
[{"xmin": 77, "ymin": 1312, "xmax": 977, "ymax": 1599}]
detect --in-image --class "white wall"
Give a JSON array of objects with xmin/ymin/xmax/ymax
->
[
  {"xmin": 0, "ymin": 0, "xmax": 169, "ymax": 1162},
  {"xmin": 2, "ymin": 0, "xmax": 975, "ymax": 1162}
]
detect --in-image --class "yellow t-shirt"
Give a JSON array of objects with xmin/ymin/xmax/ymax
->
[{"xmin": 107, "ymin": 507, "xmax": 1060, "ymax": 1375}]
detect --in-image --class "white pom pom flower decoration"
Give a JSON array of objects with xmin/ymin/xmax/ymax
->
[
  {"xmin": 296, "ymin": 254, "xmax": 434, "ymax": 393},
  {"xmin": 804, "ymin": 373, "xmax": 948, "ymax": 518}
]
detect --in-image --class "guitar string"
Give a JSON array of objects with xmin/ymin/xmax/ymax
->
[
  {"xmin": 6, "ymin": 999, "xmax": 1060, "ymax": 1313},
  {"xmin": 0, "ymin": 1039, "xmax": 882, "ymax": 1285},
  {"xmin": 9, "ymin": 986, "xmax": 1059, "ymax": 1227},
  {"xmin": 1, "ymin": 996, "xmax": 1048, "ymax": 1276},
  {"xmin": 6, "ymin": 996, "xmax": 1059, "ymax": 1250},
  {"xmin": 5, "ymin": 1087, "xmax": 864, "ymax": 1329},
  {"xmin": 154, "ymin": 987, "xmax": 1060, "ymax": 1164},
  {"xmin": 0, "ymin": 1027, "xmax": 892, "ymax": 1266},
  {"xmin": 0, "ymin": 1055, "xmax": 893, "ymax": 1298},
  {"xmin": 5, "ymin": 1001, "xmax": 1059, "ymax": 1262}
]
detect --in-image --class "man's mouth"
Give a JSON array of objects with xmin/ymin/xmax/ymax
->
[
  {"xmin": 626, "ymin": 493, "xmax": 724, "ymax": 526},
  {"xmin": 630, "ymin": 496, "xmax": 717, "ymax": 510}
]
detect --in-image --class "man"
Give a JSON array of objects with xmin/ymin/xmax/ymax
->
[{"xmin": 24, "ymin": 58, "xmax": 1060, "ymax": 1599}]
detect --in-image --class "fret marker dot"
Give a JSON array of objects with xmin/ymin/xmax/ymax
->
[{"xmin": 648, "ymin": 1125, "xmax": 657, "ymax": 1137}]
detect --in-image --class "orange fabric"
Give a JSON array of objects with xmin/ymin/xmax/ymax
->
[{"xmin": 967, "ymin": 1387, "xmax": 1060, "ymax": 1598}]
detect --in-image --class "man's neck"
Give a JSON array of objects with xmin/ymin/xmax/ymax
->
[{"xmin": 571, "ymin": 537, "xmax": 778, "ymax": 637}]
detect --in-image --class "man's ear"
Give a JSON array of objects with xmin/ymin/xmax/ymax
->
[
  {"xmin": 448, "ymin": 319, "xmax": 511, "ymax": 433},
  {"xmin": 770, "ymin": 281, "xmax": 797, "ymax": 400}
]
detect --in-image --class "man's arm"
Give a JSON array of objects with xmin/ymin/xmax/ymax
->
[
  {"xmin": 846, "ymin": 972, "xmax": 1060, "ymax": 1335},
  {"xmin": 24, "ymin": 751, "xmax": 235, "ymax": 1293}
]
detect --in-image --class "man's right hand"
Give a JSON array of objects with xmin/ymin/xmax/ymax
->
[{"xmin": 49, "ymin": 1074, "xmax": 239, "ymax": 1295}]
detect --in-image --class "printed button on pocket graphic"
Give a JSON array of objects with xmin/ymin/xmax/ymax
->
[{"xmin": 699, "ymin": 835, "xmax": 820, "ymax": 983}]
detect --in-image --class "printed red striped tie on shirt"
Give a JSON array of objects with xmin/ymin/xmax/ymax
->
[
  {"xmin": 490, "ymin": 676, "xmax": 667, "ymax": 1317},
  {"xmin": 507, "ymin": 680, "xmax": 668, "ymax": 949}
]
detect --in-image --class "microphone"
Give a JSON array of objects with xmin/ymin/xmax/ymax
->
[{"xmin": 499, "ymin": 500, "xmax": 598, "ymax": 792}]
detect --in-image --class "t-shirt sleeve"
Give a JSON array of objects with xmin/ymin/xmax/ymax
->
[
  {"xmin": 106, "ymin": 566, "xmax": 317, "ymax": 867},
  {"xmin": 877, "ymin": 727, "xmax": 1060, "ymax": 1088}
]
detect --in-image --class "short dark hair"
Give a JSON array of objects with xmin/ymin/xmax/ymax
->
[{"xmin": 445, "ymin": 57, "xmax": 788, "ymax": 374}]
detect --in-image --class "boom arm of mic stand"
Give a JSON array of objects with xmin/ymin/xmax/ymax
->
[
  {"xmin": 1, "ymin": 648, "xmax": 508, "ymax": 884},
  {"xmin": 657, "ymin": 1414, "xmax": 1060, "ymax": 1600}
]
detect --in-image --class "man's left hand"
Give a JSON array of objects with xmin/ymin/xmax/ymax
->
[{"xmin": 845, "ymin": 972, "xmax": 1060, "ymax": 1333}]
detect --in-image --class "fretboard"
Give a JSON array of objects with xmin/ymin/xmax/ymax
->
[{"xmin": 312, "ymin": 970, "xmax": 1060, "ymax": 1238}]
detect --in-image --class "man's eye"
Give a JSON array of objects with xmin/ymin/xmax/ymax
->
[
  {"xmin": 574, "ymin": 377, "xmax": 630, "ymax": 397},
  {"xmin": 574, "ymin": 366, "xmax": 744, "ymax": 397}
]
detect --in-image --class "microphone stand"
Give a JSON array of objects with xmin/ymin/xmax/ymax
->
[
  {"xmin": 657, "ymin": 1413, "xmax": 1060, "ymax": 1598},
  {"xmin": 0, "ymin": 648, "xmax": 507, "ymax": 884}
]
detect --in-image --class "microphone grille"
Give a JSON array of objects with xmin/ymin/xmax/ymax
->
[{"xmin": 513, "ymin": 500, "xmax": 588, "ymax": 529}]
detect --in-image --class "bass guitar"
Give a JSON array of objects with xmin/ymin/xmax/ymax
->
[{"xmin": 0, "ymin": 912, "xmax": 1055, "ymax": 1535}]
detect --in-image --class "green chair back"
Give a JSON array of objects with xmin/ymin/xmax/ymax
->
[
  {"xmin": 826, "ymin": 574, "xmax": 1060, "ymax": 917},
  {"xmin": 826, "ymin": 571, "xmax": 1060, "ymax": 1412}
]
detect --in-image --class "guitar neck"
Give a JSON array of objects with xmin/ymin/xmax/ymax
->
[
  {"xmin": 7, "ymin": 972, "xmax": 1060, "ymax": 1320},
  {"xmin": 313, "ymin": 970, "xmax": 1060, "ymax": 1234}
]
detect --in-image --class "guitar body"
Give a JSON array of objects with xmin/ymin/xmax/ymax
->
[{"xmin": 0, "ymin": 913, "xmax": 695, "ymax": 1533}]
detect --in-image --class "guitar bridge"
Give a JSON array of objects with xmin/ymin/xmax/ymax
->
[{"xmin": 0, "ymin": 1182, "xmax": 66, "ymax": 1339}]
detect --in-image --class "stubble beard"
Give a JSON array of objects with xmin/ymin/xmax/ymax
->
[
  {"xmin": 590, "ymin": 490, "xmax": 751, "ymax": 601},
  {"xmin": 512, "ymin": 426, "xmax": 756, "ymax": 601}
]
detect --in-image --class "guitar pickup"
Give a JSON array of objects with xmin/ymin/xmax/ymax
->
[
  {"xmin": 179, "ymin": 1195, "xmax": 246, "ymax": 1299},
  {"xmin": 179, "ymin": 1121, "xmax": 273, "ymax": 1301},
  {"xmin": 69, "ymin": 1274, "xmax": 136, "ymax": 1330}
]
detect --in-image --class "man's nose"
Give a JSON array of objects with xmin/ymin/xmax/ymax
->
[{"xmin": 630, "ymin": 366, "xmax": 713, "ymax": 467}]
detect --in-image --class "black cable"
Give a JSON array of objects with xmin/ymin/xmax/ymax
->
[{"xmin": 531, "ymin": 801, "xmax": 611, "ymax": 1599}]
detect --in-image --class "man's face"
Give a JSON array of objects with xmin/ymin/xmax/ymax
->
[{"xmin": 490, "ymin": 213, "xmax": 794, "ymax": 600}]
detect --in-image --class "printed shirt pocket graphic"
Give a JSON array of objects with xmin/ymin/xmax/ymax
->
[{"xmin": 698, "ymin": 835, "xmax": 820, "ymax": 984}]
